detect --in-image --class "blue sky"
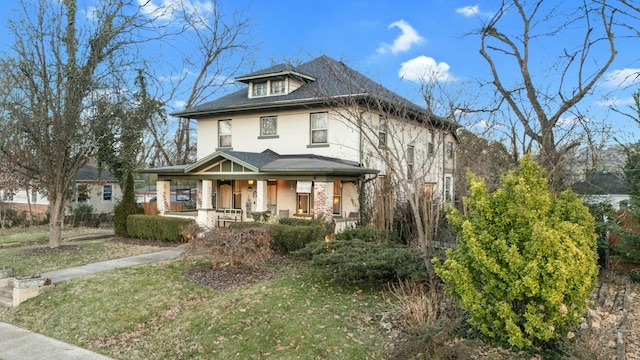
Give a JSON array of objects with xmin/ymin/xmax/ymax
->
[{"xmin": 2, "ymin": 0, "xmax": 639, "ymax": 141}]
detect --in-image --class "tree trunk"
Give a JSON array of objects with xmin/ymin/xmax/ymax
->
[{"xmin": 48, "ymin": 194, "xmax": 65, "ymax": 248}]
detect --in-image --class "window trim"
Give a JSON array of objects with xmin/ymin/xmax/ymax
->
[
  {"xmin": 332, "ymin": 180, "xmax": 342, "ymax": 216},
  {"xmin": 310, "ymin": 112, "xmax": 328, "ymax": 145},
  {"xmin": 447, "ymin": 141, "xmax": 454, "ymax": 159},
  {"xmin": 218, "ymin": 119, "xmax": 232, "ymax": 148},
  {"xmin": 102, "ymin": 184, "xmax": 113, "ymax": 202},
  {"xmin": 252, "ymin": 81, "xmax": 267, "ymax": 97},
  {"xmin": 378, "ymin": 115, "xmax": 387, "ymax": 148},
  {"xmin": 270, "ymin": 79, "xmax": 286, "ymax": 95},
  {"xmin": 260, "ymin": 116, "xmax": 278, "ymax": 137}
]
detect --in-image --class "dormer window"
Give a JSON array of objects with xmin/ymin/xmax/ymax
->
[
  {"xmin": 252, "ymin": 82, "xmax": 267, "ymax": 97},
  {"xmin": 271, "ymin": 79, "xmax": 285, "ymax": 95}
]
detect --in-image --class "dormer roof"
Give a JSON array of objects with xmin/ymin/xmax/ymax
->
[{"xmin": 235, "ymin": 63, "xmax": 316, "ymax": 83}]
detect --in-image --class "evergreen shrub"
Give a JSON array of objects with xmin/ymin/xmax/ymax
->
[
  {"xmin": 114, "ymin": 172, "xmax": 143, "ymax": 236},
  {"xmin": 127, "ymin": 215, "xmax": 194, "ymax": 242},
  {"xmin": 336, "ymin": 226, "xmax": 400, "ymax": 243},
  {"xmin": 293, "ymin": 239, "xmax": 427, "ymax": 282},
  {"xmin": 434, "ymin": 155, "xmax": 598, "ymax": 348},
  {"xmin": 73, "ymin": 204, "xmax": 99, "ymax": 227},
  {"xmin": 269, "ymin": 224, "xmax": 325, "ymax": 254}
]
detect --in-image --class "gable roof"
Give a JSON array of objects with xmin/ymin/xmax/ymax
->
[
  {"xmin": 571, "ymin": 170, "xmax": 629, "ymax": 195},
  {"xmin": 172, "ymin": 55, "xmax": 450, "ymax": 128}
]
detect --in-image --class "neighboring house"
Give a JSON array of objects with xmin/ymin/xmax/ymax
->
[
  {"xmin": 571, "ymin": 170, "xmax": 630, "ymax": 210},
  {"xmin": 1, "ymin": 165, "xmax": 122, "ymax": 218},
  {"xmin": 143, "ymin": 55, "xmax": 457, "ymax": 230}
]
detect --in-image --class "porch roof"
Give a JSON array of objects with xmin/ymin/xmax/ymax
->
[{"xmin": 140, "ymin": 149, "xmax": 377, "ymax": 179}]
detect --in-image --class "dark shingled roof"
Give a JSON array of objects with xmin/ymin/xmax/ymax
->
[
  {"xmin": 172, "ymin": 55, "xmax": 442, "ymax": 125},
  {"xmin": 571, "ymin": 170, "xmax": 629, "ymax": 195},
  {"xmin": 73, "ymin": 165, "xmax": 117, "ymax": 182}
]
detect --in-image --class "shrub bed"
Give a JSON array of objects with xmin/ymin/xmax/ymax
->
[
  {"xmin": 126, "ymin": 215, "xmax": 194, "ymax": 243},
  {"xmin": 293, "ymin": 239, "xmax": 427, "ymax": 282}
]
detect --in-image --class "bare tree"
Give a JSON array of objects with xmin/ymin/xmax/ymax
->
[
  {"xmin": 312, "ymin": 58, "xmax": 463, "ymax": 284},
  {"xmin": 478, "ymin": 0, "xmax": 635, "ymax": 192},
  {"xmin": 155, "ymin": 0, "xmax": 253, "ymax": 165},
  {"xmin": 0, "ymin": 0, "xmax": 158, "ymax": 247}
]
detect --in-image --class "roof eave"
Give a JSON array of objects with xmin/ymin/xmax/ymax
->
[{"xmin": 235, "ymin": 70, "xmax": 316, "ymax": 83}]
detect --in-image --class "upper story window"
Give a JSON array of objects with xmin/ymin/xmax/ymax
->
[
  {"xmin": 407, "ymin": 145, "xmax": 415, "ymax": 180},
  {"xmin": 3, "ymin": 190, "xmax": 14, "ymax": 202},
  {"xmin": 378, "ymin": 115, "xmax": 387, "ymax": 148},
  {"xmin": 252, "ymin": 82, "xmax": 267, "ymax": 97},
  {"xmin": 447, "ymin": 141, "xmax": 454, "ymax": 158},
  {"xmin": 103, "ymin": 184, "xmax": 113, "ymax": 202},
  {"xmin": 219, "ymin": 120, "xmax": 232, "ymax": 148},
  {"xmin": 428, "ymin": 132, "xmax": 435, "ymax": 157},
  {"xmin": 260, "ymin": 116, "xmax": 278, "ymax": 137},
  {"xmin": 271, "ymin": 79, "xmax": 285, "ymax": 95},
  {"xmin": 310, "ymin": 112, "xmax": 328, "ymax": 144}
]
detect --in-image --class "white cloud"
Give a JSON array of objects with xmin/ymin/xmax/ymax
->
[
  {"xmin": 455, "ymin": 5, "xmax": 492, "ymax": 18},
  {"xmin": 596, "ymin": 96, "xmax": 636, "ymax": 107},
  {"xmin": 138, "ymin": 0, "xmax": 214, "ymax": 23},
  {"xmin": 601, "ymin": 68, "xmax": 640, "ymax": 88},
  {"xmin": 398, "ymin": 56, "xmax": 455, "ymax": 82},
  {"xmin": 456, "ymin": 5, "xmax": 479, "ymax": 17},
  {"xmin": 377, "ymin": 20, "xmax": 424, "ymax": 55}
]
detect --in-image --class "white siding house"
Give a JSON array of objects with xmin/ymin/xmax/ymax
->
[{"xmin": 143, "ymin": 56, "xmax": 458, "ymax": 230}]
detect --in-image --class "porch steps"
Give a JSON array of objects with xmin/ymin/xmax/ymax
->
[{"xmin": 0, "ymin": 285, "xmax": 12, "ymax": 309}]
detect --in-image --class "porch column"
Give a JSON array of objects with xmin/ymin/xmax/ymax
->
[
  {"xmin": 197, "ymin": 180, "xmax": 215, "ymax": 227},
  {"xmin": 313, "ymin": 181, "xmax": 333, "ymax": 220},
  {"xmin": 156, "ymin": 180, "xmax": 171, "ymax": 215},
  {"xmin": 255, "ymin": 180, "xmax": 268, "ymax": 212}
]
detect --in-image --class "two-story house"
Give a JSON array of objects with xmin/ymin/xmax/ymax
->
[{"xmin": 143, "ymin": 55, "xmax": 457, "ymax": 230}]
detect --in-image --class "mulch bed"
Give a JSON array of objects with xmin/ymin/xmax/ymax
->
[{"xmin": 182, "ymin": 264, "xmax": 280, "ymax": 291}]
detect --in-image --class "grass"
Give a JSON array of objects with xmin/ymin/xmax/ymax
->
[
  {"xmin": 0, "ymin": 236, "xmax": 169, "ymax": 276},
  {"xmin": 0, "ymin": 257, "xmax": 390, "ymax": 359},
  {"xmin": 0, "ymin": 226, "xmax": 113, "ymax": 245}
]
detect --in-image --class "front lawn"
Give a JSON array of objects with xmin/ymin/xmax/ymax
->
[{"xmin": 0, "ymin": 258, "xmax": 390, "ymax": 359}]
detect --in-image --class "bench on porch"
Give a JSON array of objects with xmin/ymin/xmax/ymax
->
[{"xmin": 217, "ymin": 208, "xmax": 242, "ymax": 227}]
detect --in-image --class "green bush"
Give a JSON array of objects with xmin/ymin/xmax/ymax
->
[
  {"xmin": 279, "ymin": 217, "xmax": 313, "ymax": 226},
  {"xmin": 434, "ymin": 155, "xmax": 598, "ymax": 349},
  {"xmin": 251, "ymin": 211, "xmax": 271, "ymax": 223},
  {"xmin": 269, "ymin": 224, "xmax": 325, "ymax": 254},
  {"xmin": 126, "ymin": 215, "xmax": 194, "ymax": 243},
  {"xmin": 293, "ymin": 239, "xmax": 427, "ymax": 282},
  {"xmin": 73, "ymin": 204, "xmax": 99, "ymax": 227},
  {"xmin": 114, "ymin": 172, "xmax": 143, "ymax": 237},
  {"xmin": 336, "ymin": 226, "xmax": 400, "ymax": 243}
]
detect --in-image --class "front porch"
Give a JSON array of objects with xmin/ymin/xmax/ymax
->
[{"xmin": 142, "ymin": 149, "xmax": 376, "ymax": 231}]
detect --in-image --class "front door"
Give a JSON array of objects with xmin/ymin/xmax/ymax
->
[{"xmin": 267, "ymin": 181, "xmax": 277, "ymax": 214}]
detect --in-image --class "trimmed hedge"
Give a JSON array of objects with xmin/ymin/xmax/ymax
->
[
  {"xmin": 126, "ymin": 215, "xmax": 194, "ymax": 243},
  {"xmin": 269, "ymin": 223, "xmax": 327, "ymax": 253},
  {"xmin": 228, "ymin": 219, "xmax": 332, "ymax": 254}
]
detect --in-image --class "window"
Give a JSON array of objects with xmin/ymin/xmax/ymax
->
[
  {"xmin": 219, "ymin": 120, "xmax": 232, "ymax": 148},
  {"xmin": 332, "ymin": 180, "xmax": 341, "ymax": 215},
  {"xmin": 102, "ymin": 184, "xmax": 113, "ymax": 202},
  {"xmin": 378, "ymin": 115, "xmax": 387, "ymax": 148},
  {"xmin": 271, "ymin": 79, "xmax": 285, "ymax": 94},
  {"xmin": 233, "ymin": 180, "xmax": 242, "ymax": 209},
  {"xmin": 445, "ymin": 176, "xmax": 452, "ymax": 201},
  {"xmin": 252, "ymin": 81, "xmax": 267, "ymax": 97},
  {"xmin": 297, "ymin": 193, "xmax": 310, "ymax": 214},
  {"xmin": 428, "ymin": 132, "xmax": 434, "ymax": 157},
  {"xmin": 407, "ymin": 145, "xmax": 415, "ymax": 180},
  {"xmin": 447, "ymin": 141, "xmax": 454, "ymax": 158},
  {"xmin": 260, "ymin": 116, "xmax": 278, "ymax": 136},
  {"xmin": 310, "ymin": 112, "xmax": 328, "ymax": 144},
  {"xmin": 76, "ymin": 184, "xmax": 90, "ymax": 203},
  {"xmin": 31, "ymin": 188, "xmax": 37, "ymax": 203},
  {"xmin": 3, "ymin": 190, "xmax": 14, "ymax": 202}
]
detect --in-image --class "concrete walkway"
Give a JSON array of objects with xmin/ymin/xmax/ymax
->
[{"xmin": 0, "ymin": 244, "xmax": 185, "ymax": 360}]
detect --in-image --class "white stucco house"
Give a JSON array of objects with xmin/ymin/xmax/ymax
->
[
  {"xmin": 143, "ymin": 56, "xmax": 458, "ymax": 230},
  {"xmin": 571, "ymin": 170, "xmax": 630, "ymax": 210}
]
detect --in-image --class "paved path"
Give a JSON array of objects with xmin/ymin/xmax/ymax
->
[{"xmin": 0, "ymin": 244, "xmax": 185, "ymax": 360}]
